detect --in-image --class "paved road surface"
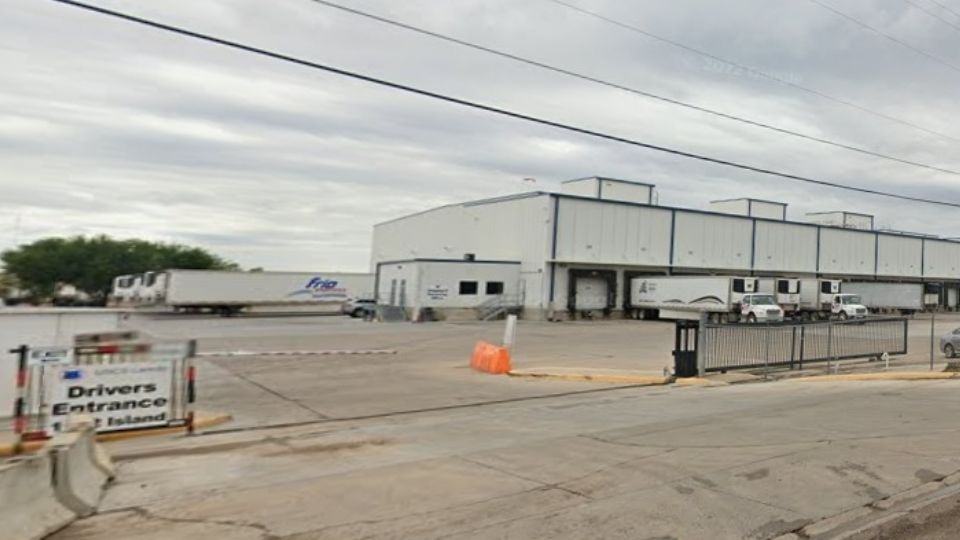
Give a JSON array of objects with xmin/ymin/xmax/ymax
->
[{"xmin": 53, "ymin": 378, "xmax": 960, "ymax": 539}]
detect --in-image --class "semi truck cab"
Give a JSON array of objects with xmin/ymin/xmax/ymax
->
[
  {"xmin": 739, "ymin": 294, "xmax": 785, "ymax": 323},
  {"xmin": 831, "ymin": 294, "xmax": 868, "ymax": 320}
]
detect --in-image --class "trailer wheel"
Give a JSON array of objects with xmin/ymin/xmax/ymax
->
[{"xmin": 719, "ymin": 313, "xmax": 729, "ymax": 324}]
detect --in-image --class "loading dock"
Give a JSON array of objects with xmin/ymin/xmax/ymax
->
[{"xmin": 567, "ymin": 269, "xmax": 617, "ymax": 319}]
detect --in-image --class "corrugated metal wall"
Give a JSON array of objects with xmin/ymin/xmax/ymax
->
[
  {"xmin": 672, "ymin": 212, "xmax": 752, "ymax": 270},
  {"xmin": 877, "ymin": 235, "xmax": 923, "ymax": 277},
  {"xmin": 554, "ymin": 198, "xmax": 671, "ymax": 266},
  {"xmin": 819, "ymin": 228, "xmax": 876, "ymax": 276},
  {"xmin": 754, "ymin": 221, "xmax": 817, "ymax": 273},
  {"xmin": 923, "ymin": 240, "xmax": 960, "ymax": 279}
]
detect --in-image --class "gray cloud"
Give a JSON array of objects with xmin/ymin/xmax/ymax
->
[{"xmin": 2, "ymin": 0, "xmax": 960, "ymax": 271}]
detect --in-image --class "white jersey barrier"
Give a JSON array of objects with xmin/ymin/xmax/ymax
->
[{"xmin": 2, "ymin": 421, "xmax": 114, "ymax": 540}]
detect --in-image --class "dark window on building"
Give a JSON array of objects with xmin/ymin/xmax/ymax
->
[
  {"xmin": 485, "ymin": 281, "xmax": 504, "ymax": 295},
  {"xmin": 777, "ymin": 280, "xmax": 789, "ymax": 294},
  {"xmin": 821, "ymin": 281, "xmax": 833, "ymax": 294},
  {"xmin": 459, "ymin": 281, "xmax": 478, "ymax": 295},
  {"xmin": 732, "ymin": 278, "xmax": 745, "ymax": 293}
]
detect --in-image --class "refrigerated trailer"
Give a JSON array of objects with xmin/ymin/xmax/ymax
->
[
  {"xmin": 798, "ymin": 279, "xmax": 837, "ymax": 319},
  {"xmin": 841, "ymin": 282, "xmax": 927, "ymax": 313},
  {"xmin": 112, "ymin": 270, "xmax": 374, "ymax": 315},
  {"xmin": 629, "ymin": 276, "xmax": 783, "ymax": 323},
  {"xmin": 758, "ymin": 278, "xmax": 800, "ymax": 314}
]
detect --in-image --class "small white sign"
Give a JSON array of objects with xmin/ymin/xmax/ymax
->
[
  {"xmin": 43, "ymin": 361, "xmax": 173, "ymax": 434},
  {"xmin": 28, "ymin": 347, "xmax": 73, "ymax": 367}
]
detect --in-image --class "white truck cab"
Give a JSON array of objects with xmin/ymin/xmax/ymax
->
[
  {"xmin": 739, "ymin": 293, "xmax": 785, "ymax": 323},
  {"xmin": 831, "ymin": 294, "xmax": 868, "ymax": 320}
]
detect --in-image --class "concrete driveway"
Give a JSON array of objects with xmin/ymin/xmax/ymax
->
[{"xmin": 52, "ymin": 378, "xmax": 960, "ymax": 540}]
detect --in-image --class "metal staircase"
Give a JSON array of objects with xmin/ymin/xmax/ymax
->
[{"xmin": 476, "ymin": 294, "xmax": 522, "ymax": 321}]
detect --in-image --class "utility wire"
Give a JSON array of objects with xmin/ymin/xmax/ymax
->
[
  {"xmin": 808, "ymin": 0, "xmax": 960, "ymax": 74},
  {"xmin": 307, "ymin": 0, "xmax": 960, "ymax": 176},
  {"xmin": 48, "ymin": 0, "xmax": 960, "ymax": 209},
  {"xmin": 902, "ymin": 0, "xmax": 960, "ymax": 33},
  {"xmin": 547, "ymin": 0, "xmax": 960, "ymax": 143},
  {"xmin": 926, "ymin": 0, "xmax": 960, "ymax": 20}
]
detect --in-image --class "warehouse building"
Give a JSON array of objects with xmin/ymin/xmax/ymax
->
[{"xmin": 370, "ymin": 176, "xmax": 960, "ymax": 320}]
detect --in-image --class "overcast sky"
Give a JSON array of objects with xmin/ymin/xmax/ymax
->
[{"xmin": 3, "ymin": 0, "xmax": 960, "ymax": 271}]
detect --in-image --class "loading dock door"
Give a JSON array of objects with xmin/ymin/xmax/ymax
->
[
  {"xmin": 575, "ymin": 277, "xmax": 608, "ymax": 310},
  {"xmin": 949, "ymin": 287, "xmax": 958, "ymax": 309}
]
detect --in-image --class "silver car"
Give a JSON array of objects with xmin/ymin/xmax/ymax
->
[{"xmin": 940, "ymin": 327, "xmax": 960, "ymax": 358}]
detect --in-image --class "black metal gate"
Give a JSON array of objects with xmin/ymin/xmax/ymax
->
[{"xmin": 699, "ymin": 317, "xmax": 909, "ymax": 373}]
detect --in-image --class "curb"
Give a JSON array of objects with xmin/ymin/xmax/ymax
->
[
  {"xmin": 507, "ymin": 370, "xmax": 671, "ymax": 385},
  {"xmin": 0, "ymin": 413, "xmax": 232, "ymax": 456},
  {"xmin": 95, "ymin": 413, "xmax": 233, "ymax": 442},
  {"xmin": 789, "ymin": 372, "xmax": 960, "ymax": 383},
  {"xmin": 673, "ymin": 377, "xmax": 730, "ymax": 387}
]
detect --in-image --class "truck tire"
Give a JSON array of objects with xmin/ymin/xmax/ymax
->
[
  {"xmin": 839, "ymin": 311, "xmax": 848, "ymax": 321},
  {"xmin": 746, "ymin": 313, "xmax": 756, "ymax": 324}
]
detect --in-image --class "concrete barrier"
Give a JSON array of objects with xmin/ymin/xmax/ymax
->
[
  {"xmin": 0, "ymin": 453, "xmax": 75, "ymax": 540},
  {"xmin": 50, "ymin": 424, "xmax": 113, "ymax": 516}
]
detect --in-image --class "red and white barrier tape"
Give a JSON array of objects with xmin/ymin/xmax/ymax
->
[{"xmin": 195, "ymin": 349, "xmax": 397, "ymax": 357}]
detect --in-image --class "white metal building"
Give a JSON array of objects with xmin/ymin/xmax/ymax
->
[
  {"xmin": 371, "ymin": 178, "xmax": 960, "ymax": 319},
  {"xmin": 376, "ymin": 259, "xmax": 521, "ymax": 319}
]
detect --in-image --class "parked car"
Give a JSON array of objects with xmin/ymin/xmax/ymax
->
[
  {"xmin": 341, "ymin": 298, "xmax": 376, "ymax": 318},
  {"xmin": 940, "ymin": 327, "xmax": 960, "ymax": 358}
]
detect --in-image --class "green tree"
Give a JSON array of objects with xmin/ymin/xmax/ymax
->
[
  {"xmin": 0, "ymin": 272, "xmax": 18, "ymax": 297},
  {"xmin": 1, "ymin": 235, "xmax": 237, "ymax": 302}
]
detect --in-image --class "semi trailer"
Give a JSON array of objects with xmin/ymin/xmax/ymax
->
[
  {"xmin": 110, "ymin": 270, "xmax": 374, "ymax": 315},
  {"xmin": 841, "ymin": 282, "xmax": 931, "ymax": 314},
  {"xmin": 758, "ymin": 278, "xmax": 801, "ymax": 314},
  {"xmin": 629, "ymin": 276, "xmax": 784, "ymax": 323}
]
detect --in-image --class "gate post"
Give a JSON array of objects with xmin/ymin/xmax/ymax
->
[
  {"xmin": 10, "ymin": 344, "xmax": 29, "ymax": 454},
  {"xmin": 789, "ymin": 326, "xmax": 797, "ymax": 370},
  {"xmin": 798, "ymin": 325, "xmax": 806, "ymax": 370},
  {"xmin": 696, "ymin": 312, "xmax": 707, "ymax": 376}
]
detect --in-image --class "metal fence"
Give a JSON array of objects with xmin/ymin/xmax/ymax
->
[{"xmin": 700, "ymin": 317, "xmax": 909, "ymax": 373}]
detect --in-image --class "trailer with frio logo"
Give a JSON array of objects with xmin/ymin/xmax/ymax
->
[{"xmin": 111, "ymin": 269, "xmax": 374, "ymax": 315}]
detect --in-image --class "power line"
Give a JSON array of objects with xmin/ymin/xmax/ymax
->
[
  {"xmin": 902, "ymin": 0, "xmax": 960, "ymax": 33},
  {"xmin": 547, "ymin": 0, "xmax": 960, "ymax": 143},
  {"xmin": 808, "ymin": 0, "xmax": 960, "ymax": 74},
  {"xmin": 306, "ymin": 0, "xmax": 960, "ymax": 177},
  {"xmin": 926, "ymin": 0, "xmax": 960, "ymax": 20},
  {"xmin": 48, "ymin": 0, "xmax": 960, "ymax": 209}
]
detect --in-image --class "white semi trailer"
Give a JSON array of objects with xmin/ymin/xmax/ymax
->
[
  {"xmin": 841, "ymin": 282, "xmax": 927, "ymax": 314},
  {"xmin": 112, "ymin": 270, "xmax": 374, "ymax": 315},
  {"xmin": 629, "ymin": 276, "xmax": 784, "ymax": 323},
  {"xmin": 797, "ymin": 279, "xmax": 868, "ymax": 320},
  {"xmin": 758, "ymin": 278, "xmax": 801, "ymax": 314}
]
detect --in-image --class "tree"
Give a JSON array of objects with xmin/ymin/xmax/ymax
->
[
  {"xmin": 0, "ymin": 272, "xmax": 18, "ymax": 297},
  {"xmin": 1, "ymin": 235, "xmax": 237, "ymax": 302}
]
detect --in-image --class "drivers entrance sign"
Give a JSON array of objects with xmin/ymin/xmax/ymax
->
[{"xmin": 43, "ymin": 361, "xmax": 173, "ymax": 433}]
